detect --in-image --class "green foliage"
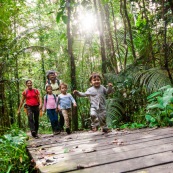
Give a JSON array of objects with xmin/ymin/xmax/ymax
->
[
  {"xmin": 145, "ymin": 85, "xmax": 173, "ymax": 127},
  {"xmin": 120, "ymin": 122, "xmax": 146, "ymax": 129},
  {"xmin": 105, "ymin": 72, "xmax": 148, "ymax": 127},
  {"xmin": 105, "ymin": 66, "xmax": 172, "ymax": 128},
  {"xmin": 0, "ymin": 125, "xmax": 30, "ymax": 173},
  {"xmin": 39, "ymin": 115, "xmax": 52, "ymax": 134}
]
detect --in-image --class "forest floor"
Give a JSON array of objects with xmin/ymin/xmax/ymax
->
[{"xmin": 27, "ymin": 127, "xmax": 173, "ymax": 173}]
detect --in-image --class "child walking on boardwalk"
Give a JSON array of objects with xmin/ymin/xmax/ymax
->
[
  {"xmin": 43, "ymin": 85, "xmax": 61, "ymax": 135},
  {"xmin": 73, "ymin": 72, "xmax": 113, "ymax": 132},
  {"xmin": 57, "ymin": 83, "xmax": 77, "ymax": 134}
]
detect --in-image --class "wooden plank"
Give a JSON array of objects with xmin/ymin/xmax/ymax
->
[
  {"xmin": 27, "ymin": 127, "xmax": 173, "ymax": 150},
  {"xmin": 38, "ymin": 136, "xmax": 173, "ymax": 172},
  {"xmin": 29, "ymin": 133, "xmax": 173, "ymax": 160},
  {"xmin": 130, "ymin": 162, "xmax": 173, "ymax": 173},
  {"xmin": 26, "ymin": 128, "xmax": 173, "ymax": 173},
  {"xmin": 39, "ymin": 151, "xmax": 173, "ymax": 173}
]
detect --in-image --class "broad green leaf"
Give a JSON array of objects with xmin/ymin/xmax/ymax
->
[
  {"xmin": 162, "ymin": 96, "xmax": 172, "ymax": 107},
  {"xmin": 147, "ymin": 98, "xmax": 156, "ymax": 103},
  {"xmin": 149, "ymin": 122, "xmax": 158, "ymax": 127},
  {"xmin": 147, "ymin": 92, "xmax": 161, "ymax": 100},
  {"xmin": 147, "ymin": 103, "xmax": 164, "ymax": 110},
  {"xmin": 62, "ymin": 15, "xmax": 68, "ymax": 24},
  {"xmin": 145, "ymin": 114, "xmax": 152, "ymax": 121},
  {"xmin": 56, "ymin": 11, "xmax": 63, "ymax": 23},
  {"xmin": 145, "ymin": 114, "xmax": 156, "ymax": 122}
]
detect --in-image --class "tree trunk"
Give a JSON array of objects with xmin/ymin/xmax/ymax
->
[
  {"xmin": 142, "ymin": 0, "xmax": 155, "ymax": 67},
  {"xmin": 104, "ymin": 3, "xmax": 119, "ymax": 74},
  {"xmin": 67, "ymin": 0, "xmax": 78, "ymax": 130},
  {"xmin": 162, "ymin": 0, "xmax": 173, "ymax": 84},
  {"xmin": 13, "ymin": 0, "xmax": 21, "ymax": 127},
  {"xmin": 94, "ymin": 0, "xmax": 107, "ymax": 75},
  {"xmin": 120, "ymin": 0, "xmax": 128, "ymax": 70},
  {"xmin": 123, "ymin": 0, "xmax": 136, "ymax": 63}
]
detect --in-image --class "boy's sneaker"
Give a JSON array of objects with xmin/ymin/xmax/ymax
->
[
  {"xmin": 31, "ymin": 131, "xmax": 36, "ymax": 137},
  {"xmin": 53, "ymin": 131, "xmax": 60, "ymax": 135},
  {"xmin": 66, "ymin": 128, "xmax": 71, "ymax": 135},
  {"xmin": 34, "ymin": 134, "xmax": 39, "ymax": 139},
  {"xmin": 102, "ymin": 127, "xmax": 111, "ymax": 133}
]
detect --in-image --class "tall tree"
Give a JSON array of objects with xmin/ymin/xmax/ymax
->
[
  {"xmin": 67, "ymin": 0, "xmax": 78, "ymax": 130},
  {"xmin": 94, "ymin": 0, "xmax": 107, "ymax": 75}
]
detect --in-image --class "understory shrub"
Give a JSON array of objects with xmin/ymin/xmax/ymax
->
[{"xmin": 0, "ymin": 125, "xmax": 30, "ymax": 173}]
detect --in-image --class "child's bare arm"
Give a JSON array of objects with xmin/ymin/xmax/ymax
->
[
  {"xmin": 73, "ymin": 90, "xmax": 88, "ymax": 97},
  {"xmin": 73, "ymin": 90, "xmax": 78, "ymax": 95}
]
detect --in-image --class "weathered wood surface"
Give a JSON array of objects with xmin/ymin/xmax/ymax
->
[{"xmin": 27, "ymin": 127, "xmax": 173, "ymax": 173}]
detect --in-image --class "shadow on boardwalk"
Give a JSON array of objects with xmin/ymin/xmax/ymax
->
[{"xmin": 27, "ymin": 127, "xmax": 173, "ymax": 173}]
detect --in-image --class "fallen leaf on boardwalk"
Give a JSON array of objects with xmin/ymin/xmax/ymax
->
[
  {"xmin": 42, "ymin": 161, "xmax": 46, "ymax": 166},
  {"xmin": 112, "ymin": 139, "xmax": 118, "ymax": 144},
  {"xmin": 82, "ymin": 148, "xmax": 96, "ymax": 153},
  {"xmin": 73, "ymin": 146, "xmax": 78, "ymax": 149},
  {"xmin": 64, "ymin": 148, "xmax": 69, "ymax": 153},
  {"xmin": 53, "ymin": 156, "xmax": 58, "ymax": 159},
  {"xmin": 40, "ymin": 147, "xmax": 46, "ymax": 150},
  {"xmin": 65, "ymin": 137, "xmax": 73, "ymax": 140},
  {"xmin": 117, "ymin": 141, "xmax": 124, "ymax": 146},
  {"xmin": 77, "ymin": 165, "xmax": 85, "ymax": 169},
  {"xmin": 46, "ymin": 159, "xmax": 54, "ymax": 163},
  {"xmin": 112, "ymin": 139, "xmax": 124, "ymax": 145},
  {"xmin": 38, "ymin": 156, "xmax": 44, "ymax": 159}
]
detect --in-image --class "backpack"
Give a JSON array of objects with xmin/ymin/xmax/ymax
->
[
  {"xmin": 45, "ymin": 94, "xmax": 56, "ymax": 105},
  {"xmin": 47, "ymin": 79, "xmax": 60, "ymax": 86}
]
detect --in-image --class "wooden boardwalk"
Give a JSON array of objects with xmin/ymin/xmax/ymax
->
[{"xmin": 27, "ymin": 127, "xmax": 173, "ymax": 173}]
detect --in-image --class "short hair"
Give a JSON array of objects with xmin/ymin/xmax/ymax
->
[
  {"xmin": 26, "ymin": 79, "xmax": 32, "ymax": 84},
  {"xmin": 89, "ymin": 72, "xmax": 102, "ymax": 82},
  {"xmin": 59, "ymin": 83, "xmax": 68, "ymax": 89}
]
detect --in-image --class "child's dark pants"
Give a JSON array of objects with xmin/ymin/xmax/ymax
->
[{"xmin": 47, "ymin": 109, "xmax": 60, "ymax": 132}]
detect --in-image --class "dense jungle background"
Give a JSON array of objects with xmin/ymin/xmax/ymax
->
[
  {"xmin": 1, "ymin": 0, "xmax": 173, "ymax": 133},
  {"xmin": 0, "ymin": 0, "xmax": 173, "ymax": 171}
]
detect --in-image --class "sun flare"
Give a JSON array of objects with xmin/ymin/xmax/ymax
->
[{"xmin": 75, "ymin": 8, "xmax": 97, "ymax": 34}]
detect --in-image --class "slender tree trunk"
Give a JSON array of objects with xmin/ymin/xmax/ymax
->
[
  {"xmin": 104, "ymin": 3, "xmax": 119, "ymax": 74},
  {"xmin": 110, "ymin": 2, "xmax": 122, "ymax": 70},
  {"xmin": 94, "ymin": 0, "xmax": 107, "ymax": 75},
  {"xmin": 120, "ymin": 0, "xmax": 128, "ymax": 70},
  {"xmin": 162, "ymin": 0, "xmax": 173, "ymax": 84},
  {"xmin": 67, "ymin": 0, "xmax": 78, "ymax": 130},
  {"xmin": 38, "ymin": 1, "xmax": 46, "ymax": 87},
  {"xmin": 123, "ymin": 0, "xmax": 136, "ymax": 63},
  {"xmin": 142, "ymin": 0, "xmax": 155, "ymax": 67},
  {"xmin": 15, "ymin": 57, "xmax": 21, "ymax": 127},
  {"xmin": 14, "ymin": 0, "xmax": 20, "ymax": 127}
]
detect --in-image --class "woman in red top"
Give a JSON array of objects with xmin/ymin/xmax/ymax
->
[{"xmin": 18, "ymin": 80, "xmax": 42, "ymax": 138}]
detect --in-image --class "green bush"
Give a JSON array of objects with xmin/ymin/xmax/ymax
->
[
  {"xmin": 0, "ymin": 125, "xmax": 30, "ymax": 173},
  {"xmin": 145, "ymin": 85, "xmax": 173, "ymax": 127}
]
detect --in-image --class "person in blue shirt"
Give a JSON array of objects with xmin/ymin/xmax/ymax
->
[{"xmin": 57, "ymin": 83, "xmax": 77, "ymax": 134}]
